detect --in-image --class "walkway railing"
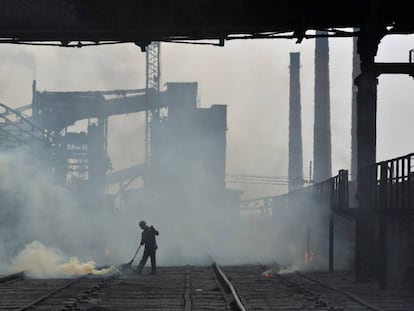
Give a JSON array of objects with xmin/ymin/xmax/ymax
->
[
  {"xmin": 241, "ymin": 170, "xmax": 350, "ymax": 216},
  {"xmin": 359, "ymin": 153, "xmax": 414, "ymax": 212},
  {"xmin": 358, "ymin": 153, "xmax": 414, "ymax": 289}
]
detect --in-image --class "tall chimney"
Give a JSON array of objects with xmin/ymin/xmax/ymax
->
[
  {"xmin": 351, "ymin": 30, "xmax": 360, "ymax": 181},
  {"xmin": 288, "ymin": 52, "xmax": 304, "ymax": 192},
  {"xmin": 313, "ymin": 33, "xmax": 332, "ymax": 183}
]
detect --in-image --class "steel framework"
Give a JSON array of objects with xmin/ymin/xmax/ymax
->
[
  {"xmin": 145, "ymin": 42, "xmax": 161, "ymax": 168},
  {"xmin": 0, "ymin": 102, "xmax": 53, "ymax": 149}
]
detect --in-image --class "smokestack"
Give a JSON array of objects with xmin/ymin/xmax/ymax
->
[
  {"xmin": 313, "ymin": 33, "xmax": 332, "ymax": 183},
  {"xmin": 288, "ymin": 52, "xmax": 304, "ymax": 192},
  {"xmin": 351, "ymin": 30, "xmax": 360, "ymax": 181},
  {"xmin": 32, "ymin": 80, "xmax": 38, "ymax": 117}
]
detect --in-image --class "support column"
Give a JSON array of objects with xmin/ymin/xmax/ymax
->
[
  {"xmin": 351, "ymin": 31, "xmax": 360, "ymax": 181},
  {"xmin": 379, "ymin": 162, "xmax": 388, "ymax": 289},
  {"xmin": 329, "ymin": 213, "xmax": 334, "ymax": 273},
  {"xmin": 355, "ymin": 71, "xmax": 378, "ymax": 172},
  {"xmin": 355, "ymin": 2, "xmax": 382, "ymax": 172},
  {"xmin": 355, "ymin": 31, "xmax": 381, "ymax": 281}
]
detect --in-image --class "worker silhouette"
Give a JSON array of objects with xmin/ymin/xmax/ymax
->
[{"xmin": 136, "ymin": 220, "xmax": 159, "ymax": 275}]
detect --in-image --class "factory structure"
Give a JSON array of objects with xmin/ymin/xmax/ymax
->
[
  {"xmin": 121, "ymin": 82, "xmax": 239, "ymax": 219},
  {"xmin": 0, "ymin": 80, "xmax": 239, "ymax": 216}
]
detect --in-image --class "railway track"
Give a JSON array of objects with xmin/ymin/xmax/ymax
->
[
  {"xmin": 281, "ymin": 271, "xmax": 380, "ymax": 310},
  {"xmin": 222, "ymin": 266, "xmax": 383, "ymax": 310},
  {"xmin": 0, "ymin": 271, "xmax": 25, "ymax": 284},
  {"xmin": 0, "ymin": 265, "xmax": 406, "ymax": 310},
  {"xmin": 0, "ymin": 271, "xmax": 117, "ymax": 310},
  {"xmin": 0, "ymin": 265, "xmax": 245, "ymax": 310},
  {"xmin": 73, "ymin": 264, "xmax": 246, "ymax": 310}
]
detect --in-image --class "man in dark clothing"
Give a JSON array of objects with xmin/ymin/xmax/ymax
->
[{"xmin": 136, "ymin": 220, "xmax": 159, "ymax": 275}]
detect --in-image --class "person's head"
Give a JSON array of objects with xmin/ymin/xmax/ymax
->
[{"xmin": 139, "ymin": 220, "xmax": 147, "ymax": 230}]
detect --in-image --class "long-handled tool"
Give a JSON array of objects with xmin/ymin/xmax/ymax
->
[{"xmin": 120, "ymin": 245, "xmax": 141, "ymax": 270}]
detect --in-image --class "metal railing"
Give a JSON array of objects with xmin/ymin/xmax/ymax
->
[
  {"xmin": 359, "ymin": 153, "xmax": 414, "ymax": 212},
  {"xmin": 357, "ymin": 153, "xmax": 414, "ymax": 289},
  {"xmin": 241, "ymin": 170, "xmax": 349, "ymax": 214}
]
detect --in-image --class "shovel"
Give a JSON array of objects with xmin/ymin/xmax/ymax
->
[{"xmin": 120, "ymin": 245, "xmax": 141, "ymax": 270}]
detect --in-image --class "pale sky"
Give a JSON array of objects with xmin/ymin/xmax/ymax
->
[{"xmin": 0, "ymin": 34, "xmax": 412, "ymax": 198}]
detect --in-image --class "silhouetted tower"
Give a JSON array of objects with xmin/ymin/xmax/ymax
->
[
  {"xmin": 351, "ymin": 31, "xmax": 360, "ymax": 181},
  {"xmin": 313, "ymin": 33, "xmax": 332, "ymax": 183},
  {"xmin": 288, "ymin": 52, "xmax": 304, "ymax": 192},
  {"xmin": 145, "ymin": 42, "xmax": 161, "ymax": 168}
]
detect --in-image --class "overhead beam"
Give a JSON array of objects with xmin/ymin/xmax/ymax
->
[
  {"xmin": 371, "ymin": 63, "xmax": 414, "ymax": 76},
  {"xmin": 0, "ymin": 0, "xmax": 412, "ymax": 44}
]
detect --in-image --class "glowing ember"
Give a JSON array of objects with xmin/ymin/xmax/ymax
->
[{"xmin": 262, "ymin": 269, "xmax": 272, "ymax": 278}]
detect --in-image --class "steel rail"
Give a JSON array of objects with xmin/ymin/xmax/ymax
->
[
  {"xmin": 295, "ymin": 271, "xmax": 382, "ymax": 311},
  {"xmin": 0, "ymin": 271, "xmax": 25, "ymax": 283},
  {"xmin": 184, "ymin": 266, "xmax": 192, "ymax": 311},
  {"xmin": 213, "ymin": 263, "xmax": 247, "ymax": 311},
  {"xmin": 17, "ymin": 276, "xmax": 86, "ymax": 311}
]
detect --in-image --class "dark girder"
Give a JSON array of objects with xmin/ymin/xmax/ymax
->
[{"xmin": 0, "ymin": 0, "xmax": 412, "ymax": 47}]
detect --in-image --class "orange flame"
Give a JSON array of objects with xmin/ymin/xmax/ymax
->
[
  {"xmin": 262, "ymin": 269, "xmax": 272, "ymax": 278},
  {"xmin": 304, "ymin": 251, "xmax": 314, "ymax": 263},
  {"xmin": 104, "ymin": 247, "xmax": 110, "ymax": 256}
]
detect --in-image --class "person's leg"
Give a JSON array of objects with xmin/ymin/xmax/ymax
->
[
  {"xmin": 136, "ymin": 249, "xmax": 149, "ymax": 274},
  {"xmin": 150, "ymin": 249, "xmax": 156, "ymax": 274}
]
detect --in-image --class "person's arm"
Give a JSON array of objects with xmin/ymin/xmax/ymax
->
[
  {"xmin": 140, "ymin": 231, "xmax": 145, "ymax": 245},
  {"xmin": 151, "ymin": 226, "xmax": 159, "ymax": 236}
]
